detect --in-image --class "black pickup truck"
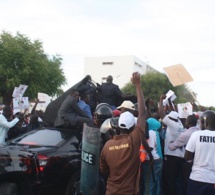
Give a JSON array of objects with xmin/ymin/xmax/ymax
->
[{"xmin": 0, "ymin": 146, "xmax": 41, "ymax": 195}]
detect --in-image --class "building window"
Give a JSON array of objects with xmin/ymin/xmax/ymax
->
[
  {"xmin": 102, "ymin": 62, "xmax": 113, "ymax": 65},
  {"xmin": 101, "ymin": 77, "xmax": 107, "ymax": 83},
  {"xmin": 134, "ymin": 62, "xmax": 142, "ymax": 68}
]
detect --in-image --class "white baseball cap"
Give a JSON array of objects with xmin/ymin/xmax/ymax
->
[
  {"xmin": 118, "ymin": 111, "xmax": 135, "ymax": 130},
  {"xmin": 168, "ymin": 111, "xmax": 179, "ymax": 120},
  {"xmin": 117, "ymin": 101, "xmax": 135, "ymax": 111}
]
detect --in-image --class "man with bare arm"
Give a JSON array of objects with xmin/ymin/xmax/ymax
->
[{"xmin": 100, "ymin": 72, "xmax": 147, "ymax": 195}]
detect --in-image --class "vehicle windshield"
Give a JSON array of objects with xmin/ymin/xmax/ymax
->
[{"xmin": 11, "ymin": 129, "xmax": 68, "ymax": 146}]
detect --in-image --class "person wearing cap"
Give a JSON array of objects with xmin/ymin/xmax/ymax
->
[
  {"xmin": 185, "ymin": 111, "xmax": 215, "ymax": 195},
  {"xmin": 117, "ymin": 100, "xmax": 135, "ymax": 113},
  {"xmin": 118, "ymin": 99, "xmax": 154, "ymax": 195},
  {"xmin": 159, "ymin": 94, "xmax": 184, "ymax": 195},
  {"xmin": 118, "ymin": 99, "xmax": 152, "ymax": 141},
  {"xmin": 0, "ymin": 106, "xmax": 20, "ymax": 145},
  {"xmin": 100, "ymin": 72, "xmax": 147, "ymax": 195}
]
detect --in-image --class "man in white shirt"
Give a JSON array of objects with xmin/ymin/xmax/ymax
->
[
  {"xmin": 0, "ymin": 106, "xmax": 19, "ymax": 145},
  {"xmin": 168, "ymin": 115, "xmax": 199, "ymax": 151},
  {"xmin": 168, "ymin": 114, "xmax": 199, "ymax": 194},
  {"xmin": 159, "ymin": 94, "xmax": 184, "ymax": 195},
  {"xmin": 185, "ymin": 110, "xmax": 215, "ymax": 195}
]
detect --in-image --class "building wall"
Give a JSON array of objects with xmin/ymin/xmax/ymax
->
[{"xmin": 84, "ymin": 55, "xmax": 157, "ymax": 88}]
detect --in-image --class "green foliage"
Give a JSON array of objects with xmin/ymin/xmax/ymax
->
[
  {"xmin": 208, "ymin": 106, "xmax": 215, "ymax": 111},
  {"xmin": 122, "ymin": 71, "xmax": 196, "ymax": 104},
  {"xmin": 0, "ymin": 31, "xmax": 66, "ymax": 104}
]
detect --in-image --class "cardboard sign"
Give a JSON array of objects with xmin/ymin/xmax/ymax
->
[
  {"xmin": 177, "ymin": 102, "xmax": 193, "ymax": 118},
  {"xmin": 13, "ymin": 97, "xmax": 29, "ymax": 110},
  {"xmin": 163, "ymin": 64, "xmax": 193, "ymax": 87}
]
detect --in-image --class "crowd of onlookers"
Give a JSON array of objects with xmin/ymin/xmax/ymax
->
[
  {"xmin": 1, "ymin": 72, "xmax": 215, "ymax": 195},
  {"xmin": 0, "ymin": 99, "xmax": 44, "ymax": 144}
]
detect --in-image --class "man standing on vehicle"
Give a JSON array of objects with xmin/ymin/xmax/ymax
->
[
  {"xmin": 100, "ymin": 72, "xmax": 147, "ymax": 195},
  {"xmin": 0, "ymin": 106, "xmax": 19, "ymax": 145},
  {"xmin": 100, "ymin": 75, "xmax": 123, "ymax": 110}
]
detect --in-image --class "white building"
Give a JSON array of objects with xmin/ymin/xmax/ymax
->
[{"xmin": 84, "ymin": 55, "xmax": 158, "ymax": 88}]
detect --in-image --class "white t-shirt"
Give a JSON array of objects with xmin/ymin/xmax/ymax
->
[
  {"xmin": 146, "ymin": 130, "xmax": 160, "ymax": 160},
  {"xmin": 163, "ymin": 115, "xmax": 184, "ymax": 157},
  {"xmin": 186, "ymin": 130, "xmax": 215, "ymax": 183}
]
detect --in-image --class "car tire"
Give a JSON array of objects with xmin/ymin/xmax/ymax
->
[
  {"xmin": 0, "ymin": 182, "xmax": 19, "ymax": 195},
  {"xmin": 65, "ymin": 171, "xmax": 81, "ymax": 195}
]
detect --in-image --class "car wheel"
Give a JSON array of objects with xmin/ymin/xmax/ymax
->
[
  {"xmin": 0, "ymin": 182, "xmax": 19, "ymax": 195},
  {"xmin": 65, "ymin": 171, "xmax": 81, "ymax": 195}
]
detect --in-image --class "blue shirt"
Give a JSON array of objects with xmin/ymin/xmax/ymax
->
[{"xmin": 77, "ymin": 100, "xmax": 92, "ymax": 119}]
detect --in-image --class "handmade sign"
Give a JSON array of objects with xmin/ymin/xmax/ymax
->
[
  {"xmin": 163, "ymin": 64, "xmax": 193, "ymax": 87},
  {"xmin": 177, "ymin": 102, "xmax": 193, "ymax": 118}
]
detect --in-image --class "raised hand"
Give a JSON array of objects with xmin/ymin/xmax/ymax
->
[{"xmin": 131, "ymin": 72, "xmax": 141, "ymax": 86}]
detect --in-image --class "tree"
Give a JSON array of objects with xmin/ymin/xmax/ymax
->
[
  {"xmin": 0, "ymin": 31, "xmax": 66, "ymax": 105},
  {"xmin": 122, "ymin": 71, "xmax": 196, "ymax": 105}
]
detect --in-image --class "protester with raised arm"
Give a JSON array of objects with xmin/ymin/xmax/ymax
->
[
  {"xmin": 100, "ymin": 72, "xmax": 147, "ymax": 195},
  {"xmin": 159, "ymin": 94, "xmax": 184, "ymax": 195}
]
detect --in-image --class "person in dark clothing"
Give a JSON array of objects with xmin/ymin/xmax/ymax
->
[
  {"xmin": 78, "ymin": 75, "xmax": 99, "ymax": 113},
  {"xmin": 55, "ymin": 89, "xmax": 93, "ymax": 128},
  {"xmin": 8, "ymin": 112, "xmax": 41, "ymax": 139},
  {"xmin": 8, "ymin": 112, "xmax": 26, "ymax": 139},
  {"xmin": 27, "ymin": 114, "xmax": 40, "ymax": 130},
  {"xmin": 100, "ymin": 75, "xmax": 123, "ymax": 110},
  {"xmin": 30, "ymin": 98, "xmax": 44, "ymax": 125}
]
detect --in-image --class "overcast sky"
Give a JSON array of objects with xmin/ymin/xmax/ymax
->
[{"xmin": 1, "ymin": 0, "xmax": 215, "ymax": 107}]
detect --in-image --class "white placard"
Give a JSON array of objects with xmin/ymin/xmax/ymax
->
[
  {"xmin": 12, "ymin": 87, "xmax": 22, "ymax": 98},
  {"xmin": 13, "ymin": 97, "xmax": 29, "ymax": 110},
  {"xmin": 37, "ymin": 92, "xmax": 50, "ymax": 103},
  {"xmin": 177, "ymin": 102, "xmax": 193, "ymax": 118},
  {"xmin": 163, "ymin": 90, "xmax": 177, "ymax": 106},
  {"xmin": 12, "ymin": 84, "xmax": 28, "ymax": 98}
]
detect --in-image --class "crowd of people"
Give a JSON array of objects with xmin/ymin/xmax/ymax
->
[
  {"xmin": 0, "ymin": 72, "xmax": 215, "ymax": 195},
  {"xmin": 57, "ymin": 72, "xmax": 214, "ymax": 195},
  {"xmin": 0, "ymin": 99, "xmax": 44, "ymax": 145}
]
